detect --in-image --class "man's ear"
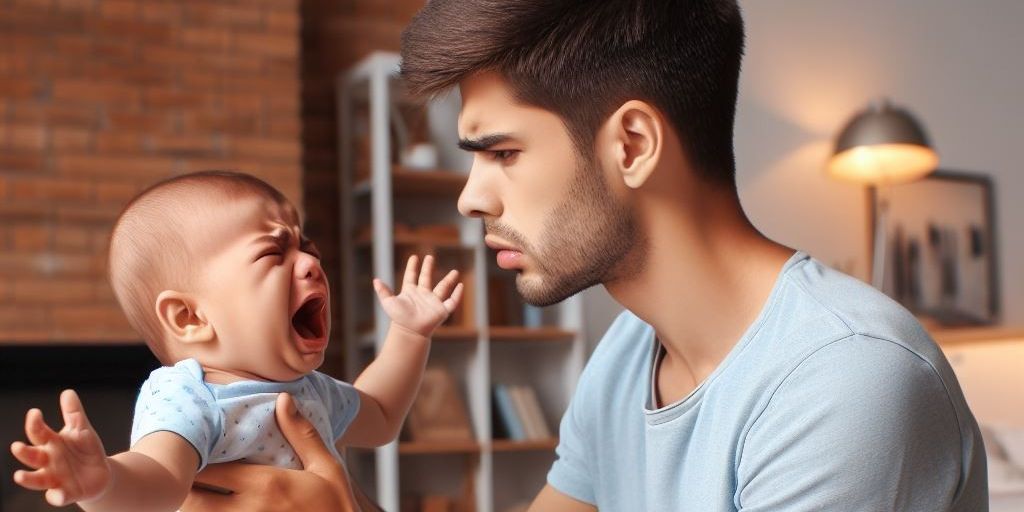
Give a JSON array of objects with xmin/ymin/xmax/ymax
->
[
  {"xmin": 601, "ymin": 100, "xmax": 664, "ymax": 189},
  {"xmin": 154, "ymin": 290, "xmax": 215, "ymax": 345}
]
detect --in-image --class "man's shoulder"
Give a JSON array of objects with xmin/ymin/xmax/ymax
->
[{"xmin": 779, "ymin": 257, "xmax": 940, "ymax": 360}]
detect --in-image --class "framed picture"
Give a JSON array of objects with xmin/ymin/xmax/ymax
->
[{"xmin": 871, "ymin": 171, "xmax": 1000, "ymax": 326}]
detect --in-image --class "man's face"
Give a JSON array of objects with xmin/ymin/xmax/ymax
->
[
  {"xmin": 191, "ymin": 195, "xmax": 330, "ymax": 381},
  {"xmin": 457, "ymin": 73, "xmax": 642, "ymax": 306}
]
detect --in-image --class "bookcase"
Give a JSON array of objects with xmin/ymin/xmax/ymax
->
[{"xmin": 337, "ymin": 52, "xmax": 587, "ymax": 512}]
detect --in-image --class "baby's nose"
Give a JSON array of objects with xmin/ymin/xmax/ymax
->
[{"xmin": 295, "ymin": 252, "xmax": 323, "ymax": 281}]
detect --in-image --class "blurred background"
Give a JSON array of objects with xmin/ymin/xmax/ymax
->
[{"xmin": 1, "ymin": 1, "xmax": 1022, "ymax": 511}]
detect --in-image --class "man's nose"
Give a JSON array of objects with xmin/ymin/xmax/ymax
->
[
  {"xmin": 457, "ymin": 160, "xmax": 501, "ymax": 219},
  {"xmin": 295, "ymin": 251, "xmax": 323, "ymax": 281}
]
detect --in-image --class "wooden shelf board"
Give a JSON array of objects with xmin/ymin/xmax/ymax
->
[
  {"xmin": 357, "ymin": 327, "xmax": 479, "ymax": 348},
  {"xmin": 928, "ymin": 326, "xmax": 1024, "ymax": 347},
  {"xmin": 491, "ymin": 438, "xmax": 559, "ymax": 452},
  {"xmin": 434, "ymin": 327, "xmax": 480, "ymax": 340},
  {"xmin": 353, "ymin": 231, "xmax": 466, "ymax": 249},
  {"xmin": 353, "ymin": 167, "xmax": 467, "ymax": 198},
  {"xmin": 399, "ymin": 440, "xmax": 480, "ymax": 455},
  {"xmin": 489, "ymin": 326, "xmax": 575, "ymax": 342}
]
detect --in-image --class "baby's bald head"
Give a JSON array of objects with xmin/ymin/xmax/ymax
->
[{"xmin": 108, "ymin": 171, "xmax": 292, "ymax": 362}]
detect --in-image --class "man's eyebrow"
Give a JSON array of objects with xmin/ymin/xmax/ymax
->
[{"xmin": 457, "ymin": 133, "xmax": 515, "ymax": 152}]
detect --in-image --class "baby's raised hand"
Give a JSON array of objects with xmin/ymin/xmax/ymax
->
[
  {"xmin": 373, "ymin": 255, "xmax": 464, "ymax": 338},
  {"xmin": 10, "ymin": 389, "xmax": 111, "ymax": 507}
]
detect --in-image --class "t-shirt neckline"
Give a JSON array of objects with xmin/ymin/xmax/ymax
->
[{"xmin": 643, "ymin": 250, "xmax": 808, "ymax": 424}]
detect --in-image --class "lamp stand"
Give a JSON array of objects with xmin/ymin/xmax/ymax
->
[{"xmin": 871, "ymin": 185, "xmax": 889, "ymax": 289}]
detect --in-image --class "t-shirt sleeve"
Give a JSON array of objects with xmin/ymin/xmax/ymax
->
[
  {"xmin": 130, "ymin": 365, "xmax": 220, "ymax": 471},
  {"xmin": 546, "ymin": 369, "xmax": 597, "ymax": 505},
  {"xmin": 307, "ymin": 372, "xmax": 361, "ymax": 441},
  {"xmin": 735, "ymin": 335, "xmax": 966, "ymax": 511}
]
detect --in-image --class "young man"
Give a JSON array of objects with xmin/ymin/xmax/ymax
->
[{"xmin": 185, "ymin": 1, "xmax": 988, "ymax": 510}]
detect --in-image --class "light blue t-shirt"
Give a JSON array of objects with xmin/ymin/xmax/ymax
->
[
  {"xmin": 130, "ymin": 359, "xmax": 360, "ymax": 471},
  {"xmin": 548, "ymin": 251, "xmax": 987, "ymax": 511}
]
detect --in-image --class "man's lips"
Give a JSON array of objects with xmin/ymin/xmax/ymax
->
[{"xmin": 485, "ymin": 235, "xmax": 524, "ymax": 270}]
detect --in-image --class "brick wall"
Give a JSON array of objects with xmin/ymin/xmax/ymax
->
[
  {"xmin": 301, "ymin": 0, "xmax": 423, "ymax": 377},
  {"xmin": 0, "ymin": 0, "xmax": 303, "ymax": 343}
]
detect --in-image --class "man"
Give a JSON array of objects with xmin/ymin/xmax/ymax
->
[{"xmin": 186, "ymin": 1, "xmax": 987, "ymax": 510}]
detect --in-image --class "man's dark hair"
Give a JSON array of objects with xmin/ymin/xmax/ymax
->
[{"xmin": 401, "ymin": 0, "xmax": 745, "ymax": 186}]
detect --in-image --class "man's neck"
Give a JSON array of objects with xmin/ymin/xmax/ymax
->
[{"xmin": 605, "ymin": 185, "xmax": 794, "ymax": 391}]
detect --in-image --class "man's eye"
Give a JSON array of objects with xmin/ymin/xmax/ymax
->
[
  {"xmin": 258, "ymin": 251, "xmax": 282, "ymax": 261},
  {"xmin": 489, "ymin": 150, "xmax": 519, "ymax": 163}
]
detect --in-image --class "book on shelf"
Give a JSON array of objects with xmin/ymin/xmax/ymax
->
[
  {"xmin": 492, "ymin": 384, "xmax": 551, "ymax": 441},
  {"xmin": 515, "ymin": 384, "xmax": 552, "ymax": 439},
  {"xmin": 492, "ymin": 384, "xmax": 526, "ymax": 440}
]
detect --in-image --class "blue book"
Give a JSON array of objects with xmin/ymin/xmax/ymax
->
[{"xmin": 493, "ymin": 384, "xmax": 526, "ymax": 440}]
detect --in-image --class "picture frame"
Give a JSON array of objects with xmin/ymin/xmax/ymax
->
[{"xmin": 870, "ymin": 171, "xmax": 1000, "ymax": 326}]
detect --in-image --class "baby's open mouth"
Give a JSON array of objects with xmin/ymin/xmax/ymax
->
[{"xmin": 292, "ymin": 296, "xmax": 326, "ymax": 340}]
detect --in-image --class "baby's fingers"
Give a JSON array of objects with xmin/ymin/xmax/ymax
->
[
  {"xmin": 24, "ymin": 409, "xmax": 57, "ymax": 446},
  {"xmin": 13, "ymin": 467, "xmax": 57, "ymax": 491},
  {"xmin": 10, "ymin": 441, "xmax": 48, "ymax": 469},
  {"xmin": 433, "ymin": 269, "xmax": 460, "ymax": 299},
  {"xmin": 418, "ymin": 254, "xmax": 436, "ymax": 288},
  {"xmin": 443, "ymin": 283, "xmax": 465, "ymax": 314},
  {"xmin": 373, "ymin": 278, "xmax": 395, "ymax": 301},
  {"xmin": 45, "ymin": 488, "xmax": 71, "ymax": 507},
  {"xmin": 402, "ymin": 255, "xmax": 420, "ymax": 290},
  {"xmin": 60, "ymin": 389, "xmax": 92, "ymax": 431}
]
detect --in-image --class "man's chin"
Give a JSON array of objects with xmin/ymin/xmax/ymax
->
[{"xmin": 515, "ymin": 272, "xmax": 590, "ymax": 307}]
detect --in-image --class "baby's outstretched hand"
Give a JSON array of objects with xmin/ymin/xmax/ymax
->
[
  {"xmin": 373, "ymin": 255, "xmax": 464, "ymax": 338},
  {"xmin": 10, "ymin": 389, "xmax": 111, "ymax": 507}
]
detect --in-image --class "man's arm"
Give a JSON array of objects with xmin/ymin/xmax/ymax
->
[{"xmin": 529, "ymin": 484, "xmax": 598, "ymax": 512}]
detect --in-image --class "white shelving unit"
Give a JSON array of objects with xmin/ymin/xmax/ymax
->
[{"xmin": 337, "ymin": 52, "xmax": 587, "ymax": 512}]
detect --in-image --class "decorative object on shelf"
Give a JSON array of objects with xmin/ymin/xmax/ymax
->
[
  {"xmin": 827, "ymin": 99, "xmax": 939, "ymax": 289},
  {"xmin": 873, "ymin": 171, "xmax": 999, "ymax": 326},
  {"xmin": 401, "ymin": 142, "xmax": 440, "ymax": 170},
  {"xmin": 405, "ymin": 367, "xmax": 474, "ymax": 442}
]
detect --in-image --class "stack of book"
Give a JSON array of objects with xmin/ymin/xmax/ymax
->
[{"xmin": 492, "ymin": 383, "xmax": 552, "ymax": 440}]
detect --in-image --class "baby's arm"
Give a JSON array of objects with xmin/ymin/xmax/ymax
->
[
  {"xmin": 10, "ymin": 389, "xmax": 198, "ymax": 512},
  {"xmin": 339, "ymin": 255, "xmax": 463, "ymax": 447}
]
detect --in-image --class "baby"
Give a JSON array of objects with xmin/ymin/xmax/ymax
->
[{"xmin": 9, "ymin": 170, "xmax": 463, "ymax": 511}]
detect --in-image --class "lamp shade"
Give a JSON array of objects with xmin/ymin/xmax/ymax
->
[{"xmin": 828, "ymin": 101, "xmax": 938, "ymax": 185}]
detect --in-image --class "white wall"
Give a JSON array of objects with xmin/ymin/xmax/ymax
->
[
  {"xmin": 584, "ymin": 0, "xmax": 1024, "ymax": 347},
  {"xmin": 943, "ymin": 338, "xmax": 1024, "ymax": 427}
]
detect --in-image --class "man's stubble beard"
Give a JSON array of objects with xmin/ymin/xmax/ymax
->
[{"xmin": 510, "ymin": 156, "xmax": 646, "ymax": 307}]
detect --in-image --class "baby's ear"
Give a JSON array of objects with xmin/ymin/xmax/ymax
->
[{"xmin": 154, "ymin": 290, "xmax": 215, "ymax": 345}]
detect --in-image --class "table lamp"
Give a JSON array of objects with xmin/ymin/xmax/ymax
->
[{"xmin": 828, "ymin": 100, "xmax": 939, "ymax": 288}]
